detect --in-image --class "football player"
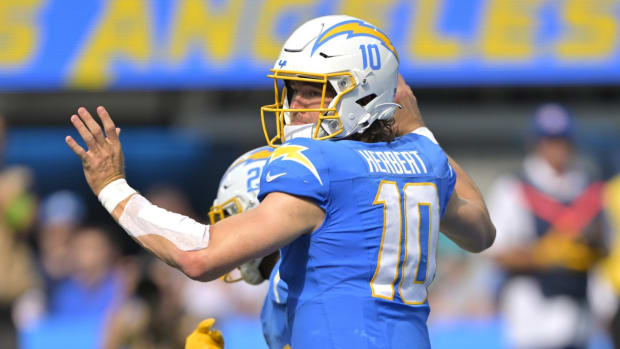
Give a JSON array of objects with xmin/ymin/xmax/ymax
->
[
  {"xmin": 207, "ymin": 146, "xmax": 290, "ymax": 349},
  {"xmin": 66, "ymin": 15, "xmax": 495, "ymax": 348}
]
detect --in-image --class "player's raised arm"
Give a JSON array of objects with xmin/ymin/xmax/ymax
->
[
  {"xmin": 439, "ymin": 162, "xmax": 496, "ymax": 253},
  {"xmin": 182, "ymin": 192, "xmax": 323, "ymax": 281},
  {"xmin": 392, "ymin": 77, "xmax": 495, "ymax": 253},
  {"xmin": 65, "ymin": 106, "xmax": 324, "ymax": 281}
]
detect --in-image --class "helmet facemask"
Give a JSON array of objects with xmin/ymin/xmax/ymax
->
[
  {"xmin": 208, "ymin": 197, "xmax": 245, "ymax": 225},
  {"xmin": 260, "ymin": 69, "xmax": 357, "ymax": 147}
]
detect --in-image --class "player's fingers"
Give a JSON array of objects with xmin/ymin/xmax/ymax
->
[
  {"xmin": 77, "ymin": 107, "xmax": 105, "ymax": 144},
  {"xmin": 397, "ymin": 74, "xmax": 413, "ymax": 95},
  {"xmin": 65, "ymin": 135, "xmax": 87, "ymax": 160},
  {"xmin": 116, "ymin": 127, "xmax": 121, "ymax": 136},
  {"xmin": 96, "ymin": 106, "xmax": 118, "ymax": 141},
  {"xmin": 70, "ymin": 114, "xmax": 96, "ymax": 149}
]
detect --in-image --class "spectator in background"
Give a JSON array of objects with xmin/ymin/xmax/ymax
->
[
  {"xmin": 60, "ymin": 226, "xmax": 122, "ymax": 312},
  {"xmin": 13, "ymin": 191, "xmax": 85, "ymax": 336},
  {"xmin": 0, "ymin": 114, "xmax": 40, "ymax": 349},
  {"xmin": 487, "ymin": 104, "xmax": 607, "ymax": 349},
  {"xmin": 21, "ymin": 225, "xmax": 124, "ymax": 349},
  {"xmin": 38, "ymin": 191, "xmax": 85, "ymax": 295}
]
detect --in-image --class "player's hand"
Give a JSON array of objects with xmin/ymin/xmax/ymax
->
[
  {"xmin": 239, "ymin": 257, "xmax": 265, "ymax": 285},
  {"xmin": 392, "ymin": 74, "xmax": 425, "ymax": 136},
  {"xmin": 65, "ymin": 106, "xmax": 125, "ymax": 195},
  {"xmin": 185, "ymin": 318, "xmax": 225, "ymax": 349}
]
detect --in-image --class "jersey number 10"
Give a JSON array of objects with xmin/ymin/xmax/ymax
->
[
  {"xmin": 359, "ymin": 44, "xmax": 381, "ymax": 70},
  {"xmin": 370, "ymin": 181, "xmax": 439, "ymax": 305}
]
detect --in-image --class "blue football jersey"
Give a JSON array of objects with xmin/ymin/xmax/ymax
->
[
  {"xmin": 258, "ymin": 131, "xmax": 456, "ymax": 349},
  {"xmin": 260, "ymin": 259, "xmax": 290, "ymax": 349}
]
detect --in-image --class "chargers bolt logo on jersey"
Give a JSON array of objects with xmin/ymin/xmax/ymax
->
[
  {"xmin": 269, "ymin": 145, "xmax": 323, "ymax": 185},
  {"xmin": 311, "ymin": 19, "xmax": 399, "ymax": 61}
]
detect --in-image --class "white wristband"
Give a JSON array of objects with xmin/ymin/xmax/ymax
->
[{"xmin": 98, "ymin": 178, "xmax": 137, "ymax": 213}]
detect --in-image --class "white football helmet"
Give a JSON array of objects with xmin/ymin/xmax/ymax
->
[
  {"xmin": 208, "ymin": 146, "xmax": 274, "ymax": 284},
  {"xmin": 260, "ymin": 15, "xmax": 400, "ymax": 146}
]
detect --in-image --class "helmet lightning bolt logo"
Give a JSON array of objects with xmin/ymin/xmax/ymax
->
[
  {"xmin": 311, "ymin": 19, "xmax": 399, "ymax": 61},
  {"xmin": 268, "ymin": 145, "xmax": 322, "ymax": 185},
  {"xmin": 227, "ymin": 148, "xmax": 274, "ymax": 173}
]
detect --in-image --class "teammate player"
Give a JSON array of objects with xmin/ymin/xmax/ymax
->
[
  {"xmin": 65, "ymin": 15, "xmax": 495, "ymax": 348},
  {"xmin": 207, "ymin": 146, "xmax": 290, "ymax": 349}
]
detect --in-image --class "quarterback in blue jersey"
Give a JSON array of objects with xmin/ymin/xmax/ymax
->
[
  {"xmin": 66, "ymin": 14, "xmax": 495, "ymax": 349},
  {"xmin": 256, "ymin": 132, "xmax": 456, "ymax": 347}
]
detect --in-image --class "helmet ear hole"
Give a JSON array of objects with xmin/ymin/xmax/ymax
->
[{"xmin": 355, "ymin": 94, "xmax": 377, "ymax": 107}]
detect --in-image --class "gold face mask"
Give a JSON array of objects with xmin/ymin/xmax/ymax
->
[
  {"xmin": 220, "ymin": 269, "xmax": 244, "ymax": 283},
  {"xmin": 208, "ymin": 197, "xmax": 244, "ymax": 225},
  {"xmin": 260, "ymin": 69, "xmax": 357, "ymax": 147},
  {"xmin": 208, "ymin": 197, "xmax": 245, "ymax": 283}
]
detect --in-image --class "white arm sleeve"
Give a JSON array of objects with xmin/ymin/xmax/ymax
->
[{"xmin": 119, "ymin": 194, "xmax": 210, "ymax": 251}]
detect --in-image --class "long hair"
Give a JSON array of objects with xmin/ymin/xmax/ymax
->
[{"xmin": 346, "ymin": 119, "xmax": 396, "ymax": 143}]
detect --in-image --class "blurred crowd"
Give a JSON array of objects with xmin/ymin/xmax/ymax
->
[
  {"xmin": 0, "ymin": 103, "xmax": 618, "ymax": 349},
  {"xmin": 0, "ymin": 114, "xmax": 268, "ymax": 349}
]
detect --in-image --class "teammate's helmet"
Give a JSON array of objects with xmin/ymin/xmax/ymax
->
[
  {"xmin": 208, "ymin": 146, "xmax": 273, "ymax": 283},
  {"xmin": 260, "ymin": 15, "xmax": 400, "ymax": 146},
  {"xmin": 208, "ymin": 146, "xmax": 273, "ymax": 224}
]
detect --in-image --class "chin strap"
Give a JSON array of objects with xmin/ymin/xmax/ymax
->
[{"xmin": 283, "ymin": 123, "xmax": 314, "ymax": 140}]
